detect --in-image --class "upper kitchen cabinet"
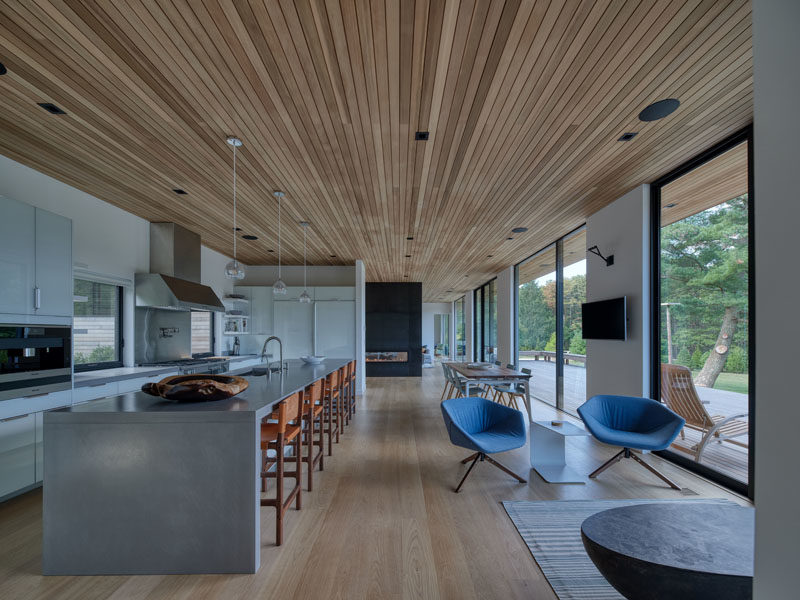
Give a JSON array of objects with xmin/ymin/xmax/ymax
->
[
  {"xmin": 0, "ymin": 197, "xmax": 36, "ymax": 315},
  {"xmin": 0, "ymin": 197, "xmax": 72, "ymax": 318},
  {"xmin": 34, "ymin": 208, "xmax": 73, "ymax": 317},
  {"xmin": 273, "ymin": 286, "xmax": 313, "ymax": 302}
]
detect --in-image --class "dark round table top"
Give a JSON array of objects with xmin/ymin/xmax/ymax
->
[{"xmin": 581, "ymin": 502, "xmax": 754, "ymax": 577}]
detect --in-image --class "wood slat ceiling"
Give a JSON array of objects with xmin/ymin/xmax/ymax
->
[{"xmin": 0, "ymin": 0, "xmax": 752, "ymax": 301}]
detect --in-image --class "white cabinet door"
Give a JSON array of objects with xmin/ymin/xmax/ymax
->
[
  {"xmin": 273, "ymin": 301, "xmax": 314, "ymax": 358},
  {"xmin": 0, "ymin": 197, "xmax": 36, "ymax": 315},
  {"xmin": 315, "ymin": 301, "xmax": 356, "ymax": 358},
  {"xmin": 35, "ymin": 208, "xmax": 73, "ymax": 317},
  {"xmin": 0, "ymin": 413, "xmax": 36, "ymax": 498},
  {"xmin": 314, "ymin": 286, "xmax": 355, "ymax": 301},
  {"xmin": 248, "ymin": 286, "xmax": 273, "ymax": 335}
]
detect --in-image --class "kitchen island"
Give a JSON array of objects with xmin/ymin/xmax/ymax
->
[{"xmin": 42, "ymin": 358, "xmax": 351, "ymax": 575}]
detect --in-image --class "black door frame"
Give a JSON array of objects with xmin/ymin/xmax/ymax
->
[{"xmin": 649, "ymin": 125, "xmax": 754, "ymax": 499}]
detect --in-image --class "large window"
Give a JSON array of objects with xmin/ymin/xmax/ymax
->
[
  {"xmin": 191, "ymin": 311, "xmax": 214, "ymax": 355},
  {"xmin": 516, "ymin": 228, "xmax": 586, "ymax": 412},
  {"xmin": 474, "ymin": 279, "xmax": 497, "ymax": 362},
  {"xmin": 652, "ymin": 128, "xmax": 752, "ymax": 495},
  {"xmin": 73, "ymin": 278, "xmax": 122, "ymax": 371},
  {"xmin": 454, "ymin": 297, "xmax": 466, "ymax": 361}
]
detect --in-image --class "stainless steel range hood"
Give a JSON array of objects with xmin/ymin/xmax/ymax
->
[{"xmin": 135, "ymin": 222, "xmax": 225, "ymax": 312}]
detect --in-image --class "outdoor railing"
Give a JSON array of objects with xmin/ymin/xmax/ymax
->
[{"xmin": 519, "ymin": 350, "xmax": 587, "ymax": 365}]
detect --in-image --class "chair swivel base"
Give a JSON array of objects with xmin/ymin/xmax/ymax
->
[
  {"xmin": 455, "ymin": 452, "xmax": 527, "ymax": 493},
  {"xmin": 589, "ymin": 447, "xmax": 680, "ymax": 490}
]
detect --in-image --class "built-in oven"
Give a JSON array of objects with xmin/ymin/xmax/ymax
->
[{"xmin": 0, "ymin": 324, "xmax": 71, "ymax": 401}]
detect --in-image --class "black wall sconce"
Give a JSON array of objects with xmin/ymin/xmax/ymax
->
[{"xmin": 587, "ymin": 245, "xmax": 614, "ymax": 266}]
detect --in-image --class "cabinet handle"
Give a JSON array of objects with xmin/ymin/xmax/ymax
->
[
  {"xmin": 34, "ymin": 286, "xmax": 41, "ymax": 310},
  {"xmin": 89, "ymin": 383, "xmax": 107, "ymax": 388},
  {"xmin": 1, "ymin": 414, "xmax": 30, "ymax": 423},
  {"xmin": 24, "ymin": 392, "xmax": 50, "ymax": 399}
]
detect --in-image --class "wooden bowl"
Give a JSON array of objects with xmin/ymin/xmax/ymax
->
[{"xmin": 141, "ymin": 374, "xmax": 249, "ymax": 402}]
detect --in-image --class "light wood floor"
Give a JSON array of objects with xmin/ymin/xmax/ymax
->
[{"xmin": 0, "ymin": 369, "xmax": 749, "ymax": 600}]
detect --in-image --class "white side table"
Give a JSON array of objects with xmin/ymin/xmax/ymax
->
[{"xmin": 530, "ymin": 420, "xmax": 589, "ymax": 483}]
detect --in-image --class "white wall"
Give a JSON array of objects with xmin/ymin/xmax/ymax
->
[
  {"xmin": 496, "ymin": 266, "xmax": 515, "ymax": 366},
  {"xmin": 0, "ymin": 154, "xmax": 234, "ymax": 364},
  {"xmin": 422, "ymin": 302, "xmax": 452, "ymax": 357},
  {"xmin": 753, "ymin": 1, "xmax": 799, "ymax": 597},
  {"xmin": 585, "ymin": 184, "xmax": 650, "ymax": 399},
  {"xmin": 355, "ymin": 260, "xmax": 366, "ymax": 394}
]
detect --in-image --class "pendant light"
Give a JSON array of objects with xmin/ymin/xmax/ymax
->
[
  {"xmin": 272, "ymin": 191, "xmax": 287, "ymax": 295},
  {"xmin": 299, "ymin": 222, "xmax": 311, "ymax": 303},
  {"xmin": 224, "ymin": 137, "xmax": 246, "ymax": 280}
]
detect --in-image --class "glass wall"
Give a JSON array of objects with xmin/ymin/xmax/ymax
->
[
  {"xmin": 473, "ymin": 279, "xmax": 497, "ymax": 362},
  {"xmin": 454, "ymin": 297, "xmax": 466, "ymax": 360},
  {"xmin": 73, "ymin": 279, "xmax": 121, "ymax": 370},
  {"xmin": 473, "ymin": 289, "xmax": 483, "ymax": 361},
  {"xmin": 561, "ymin": 230, "xmax": 587, "ymax": 414},
  {"xmin": 654, "ymin": 133, "xmax": 751, "ymax": 490},
  {"xmin": 517, "ymin": 245, "xmax": 557, "ymax": 405},
  {"xmin": 191, "ymin": 311, "xmax": 213, "ymax": 355}
]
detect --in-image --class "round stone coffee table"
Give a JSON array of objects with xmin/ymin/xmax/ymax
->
[{"xmin": 581, "ymin": 503, "xmax": 753, "ymax": 600}]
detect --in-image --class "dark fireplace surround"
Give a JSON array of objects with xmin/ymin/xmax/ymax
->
[{"xmin": 365, "ymin": 282, "xmax": 422, "ymax": 377}]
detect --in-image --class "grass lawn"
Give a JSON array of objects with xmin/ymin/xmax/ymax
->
[{"xmin": 692, "ymin": 371, "xmax": 749, "ymax": 395}]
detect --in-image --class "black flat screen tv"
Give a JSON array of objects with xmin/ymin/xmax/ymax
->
[{"xmin": 582, "ymin": 297, "xmax": 627, "ymax": 340}]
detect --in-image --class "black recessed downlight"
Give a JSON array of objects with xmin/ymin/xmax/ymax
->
[
  {"xmin": 38, "ymin": 102, "xmax": 66, "ymax": 115},
  {"xmin": 511, "ymin": 227, "xmax": 528, "ymax": 234},
  {"xmin": 506, "ymin": 237, "xmax": 513, "ymax": 240},
  {"xmin": 618, "ymin": 132, "xmax": 638, "ymax": 142},
  {"xmin": 330, "ymin": 254, "xmax": 337, "ymax": 258},
  {"xmin": 638, "ymin": 98, "xmax": 680, "ymax": 122},
  {"xmin": 406, "ymin": 236, "xmax": 414, "ymax": 240},
  {"xmin": 0, "ymin": 62, "xmax": 7, "ymax": 75},
  {"xmin": 487, "ymin": 255, "xmax": 493, "ymax": 258},
  {"xmin": 414, "ymin": 131, "xmax": 429, "ymax": 141},
  {"xmin": 665, "ymin": 203, "xmax": 677, "ymax": 208},
  {"xmin": 242, "ymin": 234, "xmax": 258, "ymax": 240},
  {"xmin": 232, "ymin": 227, "xmax": 242, "ymax": 231},
  {"xmin": 405, "ymin": 254, "xmax": 411, "ymax": 258},
  {"xmin": 268, "ymin": 249, "xmax": 274, "ymax": 252},
  {"xmin": 172, "ymin": 188, "xmax": 187, "ymax": 195}
]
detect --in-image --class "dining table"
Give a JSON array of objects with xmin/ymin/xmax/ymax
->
[{"xmin": 445, "ymin": 362, "xmax": 533, "ymax": 422}]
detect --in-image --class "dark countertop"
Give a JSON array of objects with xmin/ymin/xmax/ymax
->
[{"xmin": 51, "ymin": 358, "xmax": 351, "ymax": 422}]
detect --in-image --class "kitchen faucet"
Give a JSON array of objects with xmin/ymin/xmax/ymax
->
[{"xmin": 260, "ymin": 336, "xmax": 286, "ymax": 377}]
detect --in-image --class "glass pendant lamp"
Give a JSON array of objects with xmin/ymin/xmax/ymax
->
[
  {"xmin": 272, "ymin": 191, "xmax": 286, "ymax": 295},
  {"xmin": 299, "ymin": 222, "xmax": 311, "ymax": 303},
  {"xmin": 224, "ymin": 137, "xmax": 246, "ymax": 279}
]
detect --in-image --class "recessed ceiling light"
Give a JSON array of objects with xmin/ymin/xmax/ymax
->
[
  {"xmin": 268, "ymin": 249, "xmax": 274, "ymax": 252},
  {"xmin": 404, "ymin": 275, "xmax": 409, "ymax": 278},
  {"xmin": 511, "ymin": 227, "xmax": 528, "ymax": 233},
  {"xmin": 406, "ymin": 236, "xmax": 414, "ymax": 240},
  {"xmin": 242, "ymin": 234, "xmax": 258, "ymax": 240},
  {"xmin": 38, "ymin": 102, "xmax": 66, "ymax": 115},
  {"xmin": 414, "ymin": 131, "xmax": 429, "ymax": 141},
  {"xmin": 0, "ymin": 62, "xmax": 7, "ymax": 75},
  {"xmin": 506, "ymin": 237, "xmax": 514, "ymax": 240},
  {"xmin": 618, "ymin": 132, "xmax": 638, "ymax": 142},
  {"xmin": 405, "ymin": 254, "xmax": 411, "ymax": 257},
  {"xmin": 487, "ymin": 255, "xmax": 493, "ymax": 257},
  {"xmin": 639, "ymin": 98, "xmax": 680, "ymax": 122},
  {"xmin": 330, "ymin": 254, "xmax": 337, "ymax": 258},
  {"xmin": 665, "ymin": 203, "xmax": 677, "ymax": 208},
  {"xmin": 172, "ymin": 188, "xmax": 187, "ymax": 195},
  {"xmin": 232, "ymin": 227, "xmax": 242, "ymax": 231}
]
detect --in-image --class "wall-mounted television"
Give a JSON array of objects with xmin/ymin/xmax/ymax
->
[{"xmin": 582, "ymin": 297, "xmax": 627, "ymax": 340}]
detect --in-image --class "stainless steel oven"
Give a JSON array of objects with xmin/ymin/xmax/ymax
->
[{"xmin": 0, "ymin": 324, "xmax": 71, "ymax": 401}]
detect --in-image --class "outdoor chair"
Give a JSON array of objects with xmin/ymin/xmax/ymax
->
[
  {"xmin": 578, "ymin": 395, "xmax": 685, "ymax": 489},
  {"xmin": 440, "ymin": 397, "xmax": 527, "ymax": 492},
  {"xmin": 660, "ymin": 363, "xmax": 749, "ymax": 461}
]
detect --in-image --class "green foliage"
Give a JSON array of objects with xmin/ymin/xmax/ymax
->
[
  {"xmin": 660, "ymin": 196, "xmax": 750, "ymax": 378},
  {"xmin": 73, "ymin": 280, "xmax": 117, "ymax": 317},
  {"xmin": 569, "ymin": 330, "xmax": 586, "ymax": 355},
  {"xmin": 725, "ymin": 346, "xmax": 747, "ymax": 373},
  {"xmin": 75, "ymin": 345, "xmax": 115, "ymax": 364},
  {"xmin": 544, "ymin": 332, "xmax": 557, "ymax": 352}
]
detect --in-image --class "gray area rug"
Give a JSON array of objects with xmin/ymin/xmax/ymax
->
[{"xmin": 502, "ymin": 498, "xmax": 736, "ymax": 600}]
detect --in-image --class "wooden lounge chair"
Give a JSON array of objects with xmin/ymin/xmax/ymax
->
[{"xmin": 660, "ymin": 363, "xmax": 748, "ymax": 461}]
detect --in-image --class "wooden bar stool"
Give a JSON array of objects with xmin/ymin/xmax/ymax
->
[
  {"xmin": 302, "ymin": 379, "xmax": 325, "ymax": 491},
  {"xmin": 348, "ymin": 359, "xmax": 357, "ymax": 418},
  {"xmin": 336, "ymin": 365, "xmax": 347, "ymax": 431},
  {"xmin": 260, "ymin": 391, "xmax": 303, "ymax": 546},
  {"xmin": 323, "ymin": 369, "xmax": 341, "ymax": 456},
  {"xmin": 342, "ymin": 361, "xmax": 353, "ymax": 426}
]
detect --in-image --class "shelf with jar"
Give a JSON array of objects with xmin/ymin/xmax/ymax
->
[{"xmin": 223, "ymin": 315, "xmax": 249, "ymax": 335}]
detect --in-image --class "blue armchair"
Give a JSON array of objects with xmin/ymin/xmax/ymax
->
[
  {"xmin": 441, "ymin": 397, "xmax": 527, "ymax": 492},
  {"xmin": 577, "ymin": 395, "xmax": 686, "ymax": 489}
]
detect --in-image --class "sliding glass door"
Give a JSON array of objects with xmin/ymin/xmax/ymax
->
[
  {"xmin": 454, "ymin": 296, "xmax": 466, "ymax": 361},
  {"xmin": 473, "ymin": 279, "xmax": 497, "ymax": 362},
  {"xmin": 651, "ymin": 127, "xmax": 752, "ymax": 496}
]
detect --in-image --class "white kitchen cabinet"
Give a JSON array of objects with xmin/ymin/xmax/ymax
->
[
  {"xmin": 0, "ymin": 197, "xmax": 72, "ymax": 318},
  {"xmin": 273, "ymin": 301, "xmax": 314, "ymax": 358},
  {"xmin": 273, "ymin": 286, "xmax": 313, "ymax": 302},
  {"xmin": 0, "ymin": 413, "xmax": 36, "ymax": 498},
  {"xmin": 248, "ymin": 286, "xmax": 273, "ymax": 334},
  {"xmin": 315, "ymin": 301, "xmax": 356, "ymax": 358},
  {"xmin": 34, "ymin": 208, "xmax": 73, "ymax": 317},
  {"xmin": 72, "ymin": 382, "xmax": 118, "ymax": 404},
  {"xmin": 314, "ymin": 286, "xmax": 355, "ymax": 301},
  {"xmin": 0, "ymin": 196, "xmax": 36, "ymax": 315}
]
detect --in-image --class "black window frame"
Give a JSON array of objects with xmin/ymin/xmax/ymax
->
[
  {"xmin": 649, "ymin": 125, "xmax": 754, "ymax": 499},
  {"xmin": 190, "ymin": 310, "xmax": 216, "ymax": 357},
  {"xmin": 473, "ymin": 277, "xmax": 497, "ymax": 362},
  {"xmin": 73, "ymin": 283, "xmax": 124, "ymax": 373}
]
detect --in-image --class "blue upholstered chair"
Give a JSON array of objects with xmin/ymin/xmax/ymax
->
[
  {"xmin": 578, "ymin": 395, "xmax": 686, "ymax": 489},
  {"xmin": 441, "ymin": 397, "xmax": 527, "ymax": 492}
]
